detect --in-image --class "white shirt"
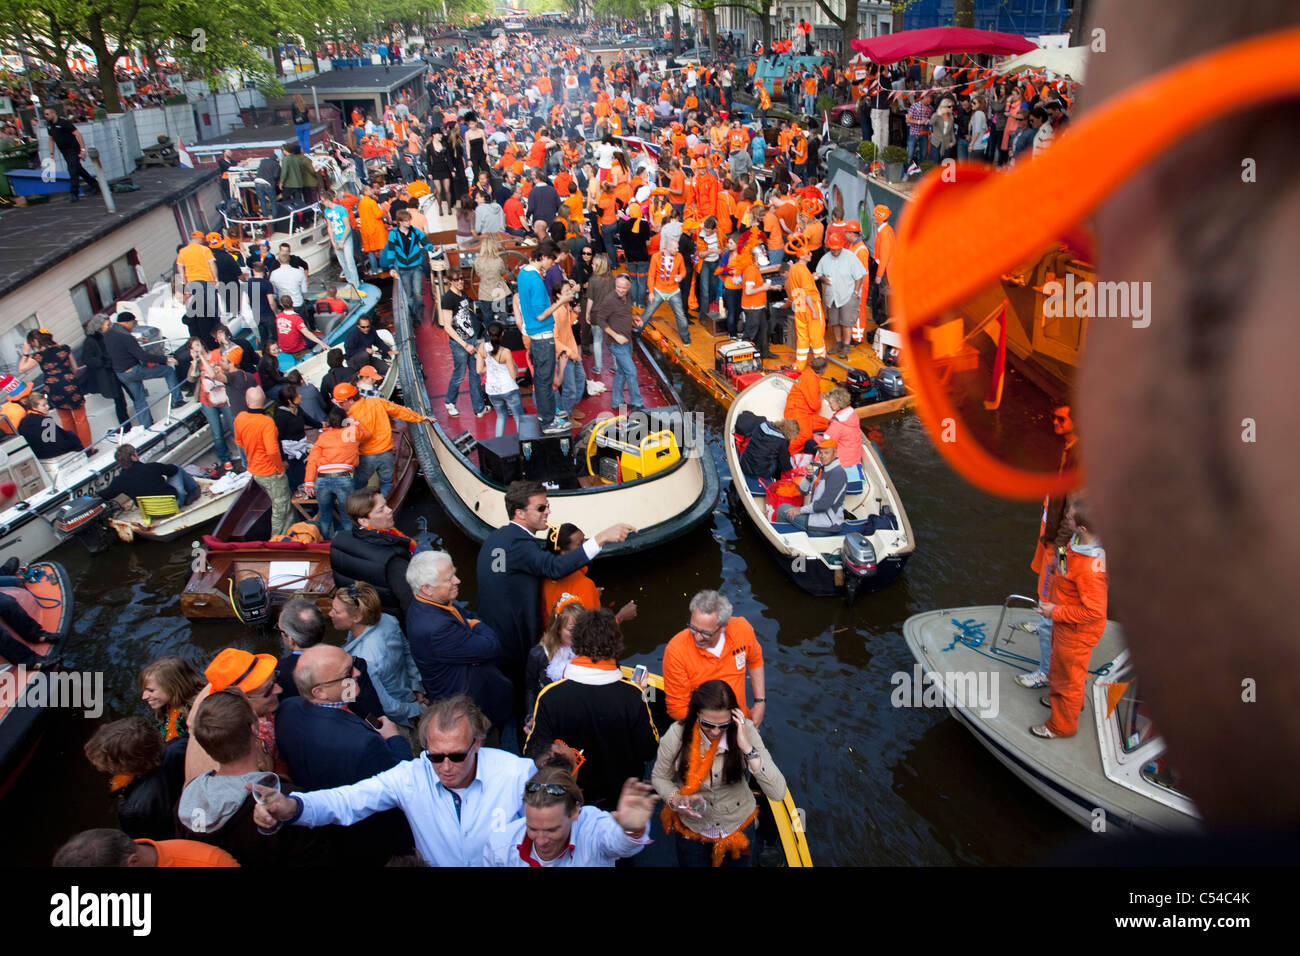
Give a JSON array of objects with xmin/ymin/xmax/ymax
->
[
  {"xmin": 292, "ymin": 747, "xmax": 538, "ymax": 866},
  {"xmin": 480, "ymin": 805, "xmax": 650, "ymax": 867},
  {"xmin": 270, "ymin": 263, "xmax": 308, "ymax": 306},
  {"xmin": 705, "ymin": 632, "xmax": 726, "ymax": 658},
  {"xmin": 508, "ymin": 519, "xmax": 602, "ymax": 563},
  {"xmin": 594, "ymin": 142, "xmax": 617, "ymax": 171}
]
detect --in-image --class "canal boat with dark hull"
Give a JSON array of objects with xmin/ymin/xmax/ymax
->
[
  {"xmin": 723, "ymin": 373, "xmax": 913, "ymax": 599},
  {"xmin": 180, "ymin": 421, "xmax": 417, "ymax": 622}
]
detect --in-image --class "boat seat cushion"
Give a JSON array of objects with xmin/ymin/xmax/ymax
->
[
  {"xmin": 742, "ymin": 474, "xmax": 768, "ymax": 496},
  {"xmin": 769, "ymin": 516, "xmax": 871, "ymax": 536},
  {"xmin": 843, "ymin": 464, "xmax": 865, "ymax": 496},
  {"xmin": 201, "ymin": 534, "xmax": 330, "ymax": 552}
]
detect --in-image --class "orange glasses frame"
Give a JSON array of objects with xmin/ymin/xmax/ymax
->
[{"xmin": 890, "ymin": 26, "xmax": 1300, "ymax": 500}]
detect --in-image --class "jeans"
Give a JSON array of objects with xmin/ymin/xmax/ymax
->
[
  {"xmin": 529, "ymin": 338, "xmax": 557, "ymax": 422},
  {"xmin": 906, "ymin": 132, "xmax": 928, "ymax": 168},
  {"xmin": 355, "ymin": 451, "xmax": 395, "ymax": 496},
  {"xmin": 295, "ymin": 121, "xmax": 311, "ymax": 154},
  {"xmin": 254, "ymin": 182, "xmax": 277, "ymax": 221},
  {"xmin": 776, "ymin": 504, "xmax": 840, "ymax": 536},
  {"xmin": 608, "ymin": 340, "xmax": 642, "ymax": 408},
  {"xmin": 314, "ymin": 473, "xmax": 355, "ymax": 539},
  {"xmin": 724, "ymin": 289, "xmax": 743, "ymax": 336},
  {"xmin": 200, "ymin": 403, "xmax": 236, "ymax": 464},
  {"xmin": 61, "ymin": 148, "xmax": 98, "ymax": 199},
  {"xmin": 646, "ymin": 289, "xmax": 689, "ymax": 341},
  {"xmin": 253, "ymin": 472, "xmax": 292, "ymax": 537},
  {"xmin": 478, "ymin": 299, "xmax": 510, "ymax": 332},
  {"xmin": 766, "ymin": 247, "xmax": 785, "ymax": 266},
  {"xmin": 117, "ymin": 364, "xmax": 182, "ymax": 429},
  {"xmin": 446, "ymin": 338, "xmax": 486, "ymax": 413},
  {"xmin": 600, "ymin": 222, "xmax": 619, "ymax": 261},
  {"xmin": 396, "ymin": 267, "xmax": 423, "ymax": 324},
  {"xmin": 168, "ymin": 467, "xmax": 201, "ymax": 507},
  {"xmin": 557, "ymin": 357, "xmax": 586, "ymax": 418},
  {"xmin": 335, "ymin": 240, "xmax": 361, "ymax": 290},
  {"xmin": 590, "ymin": 323, "xmax": 604, "ymax": 373},
  {"xmin": 956, "ymin": 139, "xmax": 969, "ymax": 161},
  {"xmin": 626, "ymin": 260, "xmax": 648, "ymax": 308},
  {"xmin": 489, "ymin": 389, "xmax": 524, "ymax": 437},
  {"xmin": 803, "ymin": 93, "xmax": 815, "ymax": 116},
  {"xmin": 672, "ymin": 824, "xmax": 756, "ymax": 867},
  {"xmin": 696, "ymin": 264, "xmax": 717, "ymax": 317}
]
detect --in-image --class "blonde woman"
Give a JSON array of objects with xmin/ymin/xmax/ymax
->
[
  {"xmin": 523, "ymin": 597, "xmax": 584, "ymax": 734},
  {"xmin": 328, "ymin": 582, "xmax": 425, "ymax": 727},
  {"xmin": 584, "ymin": 252, "xmax": 613, "ymax": 374},
  {"xmin": 474, "ymin": 234, "xmax": 511, "ymax": 329}
]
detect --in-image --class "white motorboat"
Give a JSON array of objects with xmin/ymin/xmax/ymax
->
[
  {"xmin": 902, "ymin": 596, "xmax": 1200, "ymax": 835},
  {"xmin": 723, "ymin": 372, "xmax": 913, "ymax": 600}
]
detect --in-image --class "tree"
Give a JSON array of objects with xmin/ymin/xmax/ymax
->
[
  {"xmin": 677, "ymin": 0, "xmax": 775, "ymax": 54},
  {"xmin": 0, "ymin": 1, "xmax": 79, "ymax": 84},
  {"xmin": 811, "ymin": 0, "xmax": 859, "ymax": 62}
]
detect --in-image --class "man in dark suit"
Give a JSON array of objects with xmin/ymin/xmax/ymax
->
[
  {"xmin": 275, "ymin": 644, "xmax": 414, "ymax": 864},
  {"xmin": 474, "ymin": 480, "xmax": 634, "ymax": 716}
]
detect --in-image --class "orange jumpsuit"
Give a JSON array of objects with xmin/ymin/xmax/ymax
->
[
  {"xmin": 784, "ymin": 260, "xmax": 827, "ymax": 367},
  {"xmin": 783, "ymin": 366, "xmax": 829, "ymax": 454},
  {"xmin": 1044, "ymin": 544, "xmax": 1109, "ymax": 737},
  {"xmin": 850, "ymin": 239, "xmax": 873, "ymax": 342},
  {"xmin": 359, "ymin": 196, "xmax": 387, "ymax": 257}
]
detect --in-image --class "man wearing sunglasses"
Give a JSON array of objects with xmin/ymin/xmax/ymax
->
[
  {"xmin": 475, "ymin": 480, "xmax": 635, "ymax": 721},
  {"xmin": 254, "ymin": 695, "xmax": 564, "ymax": 866},
  {"xmin": 273, "ymin": 645, "xmax": 415, "ymax": 865},
  {"xmin": 663, "ymin": 590, "xmax": 766, "ymax": 727}
]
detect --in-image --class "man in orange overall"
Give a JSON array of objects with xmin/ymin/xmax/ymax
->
[
  {"xmin": 1032, "ymin": 498, "xmax": 1108, "ymax": 739},
  {"xmin": 870, "ymin": 203, "xmax": 895, "ymax": 326},
  {"xmin": 782, "ymin": 233, "xmax": 826, "ymax": 367},
  {"xmin": 845, "ymin": 220, "xmax": 874, "ymax": 344},
  {"xmin": 783, "ymin": 355, "xmax": 830, "ymax": 456},
  {"xmin": 358, "ymin": 183, "xmax": 388, "ymax": 275}
]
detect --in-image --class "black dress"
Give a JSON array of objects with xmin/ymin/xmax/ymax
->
[
  {"xmin": 449, "ymin": 139, "xmax": 469, "ymax": 202},
  {"xmin": 426, "ymin": 141, "xmax": 451, "ymax": 179},
  {"xmin": 468, "ymin": 133, "xmax": 488, "ymax": 175}
]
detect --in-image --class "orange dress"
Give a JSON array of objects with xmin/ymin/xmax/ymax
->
[{"xmin": 541, "ymin": 568, "xmax": 601, "ymax": 627}]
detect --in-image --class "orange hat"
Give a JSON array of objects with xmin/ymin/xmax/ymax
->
[
  {"xmin": 651, "ymin": 187, "xmax": 669, "ymax": 196},
  {"xmin": 223, "ymin": 345, "xmax": 243, "ymax": 365},
  {"xmin": 816, "ymin": 437, "xmax": 838, "ymax": 450},
  {"xmin": 709, "ymin": 153, "xmax": 725, "ymax": 168},
  {"xmin": 551, "ymin": 591, "xmax": 586, "ymax": 618},
  {"xmin": 358, "ymin": 365, "xmax": 380, "ymax": 379},
  {"xmin": 826, "ymin": 232, "xmax": 845, "ymax": 251},
  {"xmin": 800, "ymin": 197, "xmax": 825, "ymax": 218},
  {"xmin": 784, "ymin": 234, "xmax": 809, "ymax": 257},
  {"xmin": 332, "ymin": 382, "xmax": 359, "ymax": 402},
  {"xmin": 845, "ymin": 219, "xmax": 862, "ymax": 234},
  {"xmin": 190, "ymin": 230, "xmax": 205, "ymax": 240},
  {"xmin": 205, "ymin": 648, "xmax": 277, "ymax": 693},
  {"xmin": 682, "ymin": 219, "xmax": 702, "ymax": 231},
  {"xmin": 206, "ymin": 231, "xmax": 223, "ymax": 247},
  {"xmin": 873, "ymin": 203, "xmax": 891, "ymax": 224},
  {"xmin": 692, "ymin": 142, "xmax": 707, "ymax": 156}
]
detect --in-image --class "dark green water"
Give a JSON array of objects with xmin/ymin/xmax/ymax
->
[{"xmin": 1, "ymin": 364, "xmax": 1080, "ymax": 866}]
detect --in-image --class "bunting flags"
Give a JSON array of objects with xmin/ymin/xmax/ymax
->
[
  {"xmin": 176, "ymin": 137, "xmax": 194, "ymax": 168},
  {"xmin": 905, "ymin": 161, "xmax": 921, "ymax": 178}
]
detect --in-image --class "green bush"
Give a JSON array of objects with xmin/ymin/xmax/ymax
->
[
  {"xmin": 881, "ymin": 144, "xmax": 908, "ymax": 164},
  {"xmin": 857, "ymin": 141, "xmax": 876, "ymax": 162},
  {"xmin": 814, "ymin": 94, "xmax": 835, "ymax": 114},
  {"xmin": 919, "ymin": 160, "xmax": 937, "ymax": 173}
]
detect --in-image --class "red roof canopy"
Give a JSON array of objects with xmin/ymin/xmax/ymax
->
[{"xmin": 850, "ymin": 27, "xmax": 1037, "ymax": 65}]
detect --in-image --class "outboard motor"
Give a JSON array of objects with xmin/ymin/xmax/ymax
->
[
  {"xmin": 874, "ymin": 367, "xmax": 906, "ymax": 400},
  {"xmin": 233, "ymin": 574, "xmax": 270, "ymax": 627},
  {"xmin": 53, "ymin": 496, "xmax": 113, "ymax": 553},
  {"xmin": 841, "ymin": 531, "xmax": 879, "ymax": 606}
]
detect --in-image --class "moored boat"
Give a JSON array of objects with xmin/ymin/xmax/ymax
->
[
  {"xmin": 902, "ymin": 596, "xmax": 1200, "ymax": 835},
  {"xmin": 180, "ymin": 420, "xmax": 417, "ymax": 621},
  {"xmin": 0, "ymin": 561, "xmax": 75, "ymax": 799},
  {"xmin": 723, "ymin": 372, "xmax": 913, "ymax": 599},
  {"xmin": 393, "ymin": 277, "xmax": 719, "ymax": 555}
]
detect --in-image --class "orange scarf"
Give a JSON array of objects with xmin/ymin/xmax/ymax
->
[
  {"xmin": 659, "ymin": 723, "xmax": 759, "ymax": 866},
  {"xmin": 568, "ymin": 656, "xmax": 617, "ymax": 671}
]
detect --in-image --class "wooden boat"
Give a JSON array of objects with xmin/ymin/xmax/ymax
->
[
  {"xmin": 393, "ymin": 275, "xmax": 719, "ymax": 555},
  {"xmin": 180, "ymin": 420, "xmax": 417, "ymax": 621},
  {"xmin": 0, "ymin": 561, "xmax": 75, "ymax": 799},
  {"xmin": 723, "ymin": 372, "xmax": 913, "ymax": 599},
  {"xmin": 619, "ymin": 666, "xmax": 812, "ymax": 867},
  {"xmin": 902, "ymin": 596, "xmax": 1200, "ymax": 835}
]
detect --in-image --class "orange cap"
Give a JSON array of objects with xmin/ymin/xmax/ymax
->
[
  {"xmin": 205, "ymin": 648, "xmax": 278, "ymax": 693},
  {"xmin": 223, "ymin": 346, "xmax": 243, "ymax": 365},
  {"xmin": 358, "ymin": 365, "xmax": 380, "ymax": 379},
  {"xmin": 190, "ymin": 230, "xmax": 206, "ymax": 240},
  {"xmin": 332, "ymin": 382, "xmax": 359, "ymax": 401},
  {"xmin": 873, "ymin": 203, "xmax": 891, "ymax": 224},
  {"xmin": 826, "ymin": 232, "xmax": 845, "ymax": 250},
  {"xmin": 800, "ymin": 197, "xmax": 825, "ymax": 218},
  {"xmin": 816, "ymin": 437, "xmax": 838, "ymax": 450},
  {"xmin": 845, "ymin": 219, "xmax": 862, "ymax": 233}
]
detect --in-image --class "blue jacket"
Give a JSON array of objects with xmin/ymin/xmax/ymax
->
[
  {"xmin": 406, "ymin": 597, "xmax": 514, "ymax": 728},
  {"xmin": 382, "ymin": 225, "xmax": 436, "ymax": 269}
]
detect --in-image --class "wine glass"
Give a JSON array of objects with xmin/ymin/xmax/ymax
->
[{"xmin": 250, "ymin": 772, "xmax": 282, "ymax": 835}]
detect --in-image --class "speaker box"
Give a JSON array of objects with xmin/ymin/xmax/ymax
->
[
  {"xmin": 476, "ymin": 434, "xmax": 523, "ymax": 484},
  {"xmin": 518, "ymin": 415, "xmax": 577, "ymax": 484}
]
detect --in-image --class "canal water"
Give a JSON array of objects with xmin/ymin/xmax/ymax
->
[{"xmin": 1, "ymin": 359, "xmax": 1081, "ymax": 866}]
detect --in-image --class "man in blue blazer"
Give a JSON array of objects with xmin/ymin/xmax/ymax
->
[
  {"xmin": 474, "ymin": 480, "xmax": 635, "ymax": 714},
  {"xmin": 275, "ymin": 644, "xmax": 415, "ymax": 864}
]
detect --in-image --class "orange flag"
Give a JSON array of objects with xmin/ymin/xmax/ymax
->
[{"xmin": 1105, "ymin": 681, "xmax": 1131, "ymax": 719}]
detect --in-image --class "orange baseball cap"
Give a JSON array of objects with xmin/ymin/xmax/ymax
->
[
  {"xmin": 223, "ymin": 346, "xmax": 243, "ymax": 365},
  {"xmin": 190, "ymin": 230, "xmax": 205, "ymax": 240},
  {"xmin": 332, "ymin": 382, "xmax": 359, "ymax": 401},
  {"xmin": 358, "ymin": 365, "xmax": 380, "ymax": 379},
  {"xmin": 205, "ymin": 648, "xmax": 277, "ymax": 693},
  {"xmin": 206, "ymin": 231, "xmax": 223, "ymax": 246},
  {"xmin": 816, "ymin": 437, "xmax": 838, "ymax": 450}
]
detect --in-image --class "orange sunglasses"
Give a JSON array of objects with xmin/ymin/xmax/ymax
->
[{"xmin": 890, "ymin": 26, "xmax": 1300, "ymax": 500}]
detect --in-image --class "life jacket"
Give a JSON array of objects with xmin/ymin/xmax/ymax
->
[{"xmin": 330, "ymin": 526, "xmax": 413, "ymax": 614}]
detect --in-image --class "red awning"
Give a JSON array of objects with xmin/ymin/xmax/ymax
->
[{"xmin": 850, "ymin": 27, "xmax": 1037, "ymax": 65}]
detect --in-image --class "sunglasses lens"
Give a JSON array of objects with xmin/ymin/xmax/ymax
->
[{"xmin": 894, "ymin": 193, "xmax": 1090, "ymax": 497}]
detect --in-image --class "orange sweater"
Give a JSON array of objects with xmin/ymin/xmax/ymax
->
[
  {"xmin": 234, "ymin": 410, "xmax": 283, "ymax": 477},
  {"xmin": 348, "ymin": 396, "xmax": 424, "ymax": 456},
  {"xmin": 663, "ymin": 617, "xmax": 763, "ymax": 721},
  {"xmin": 304, "ymin": 422, "xmax": 370, "ymax": 483},
  {"xmin": 541, "ymin": 568, "xmax": 600, "ymax": 627}
]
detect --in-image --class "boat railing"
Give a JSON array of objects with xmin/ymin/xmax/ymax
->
[
  {"xmin": 989, "ymin": 594, "xmax": 1041, "ymax": 656},
  {"xmin": 49, "ymin": 390, "xmax": 183, "ymax": 493},
  {"xmin": 219, "ymin": 203, "xmax": 323, "ymax": 239}
]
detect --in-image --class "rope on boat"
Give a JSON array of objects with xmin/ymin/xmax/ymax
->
[
  {"xmin": 18, "ymin": 566, "xmax": 63, "ymax": 609},
  {"xmin": 943, "ymin": 618, "xmax": 988, "ymax": 651}
]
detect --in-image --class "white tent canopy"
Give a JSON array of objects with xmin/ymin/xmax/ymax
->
[{"xmin": 998, "ymin": 45, "xmax": 1089, "ymax": 84}]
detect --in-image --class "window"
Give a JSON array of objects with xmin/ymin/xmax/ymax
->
[
  {"xmin": 68, "ymin": 251, "xmax": 144, "ymax": 325},
  {"xmin": 0, "ymin": 314, "xmax": 40, "ymax": 377},
  {"xmin": 173, "ymin": 194, "xmax": 207, "ymax": 242}
]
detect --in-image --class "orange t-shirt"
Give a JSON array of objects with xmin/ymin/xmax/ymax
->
[
  {"xmin": 802, "ymin": 219, "xmax": 824, "ymax": 251},
  {"xmin": 136, "ymin": 838, "xmax": 240, "ymax": 867},
  {"xmin": 775, "ymin": 201, "xmax": 798, "ymax": 235},
  {"xmin": 741, "ymin": 263, "xmax": 768, "ymax": 309},
  {"xmin": 662, "ymin": 616, "xmax": 764, "ymax": 721},
  {"xmin": 763, "ymin": 210, "xmax": 783, "ymax": 250},
  {"xmin": 597, "ymin": 194, "xmax": 617, "ymax": 226},
  {"xmin": 804, "ymin": 76, "xmax": 817, "ymax": 96},
  {"xmin": 541, "ymin": 568, "xmax": 600, "ymax": 627},
  {"xmin": 234, "ymin": 410, "xmax": 283, "ymax": 477},
  {"xmin": 792, "ymin": 136, "xmax": 809, "ymax": 165},
  {"xmin": 668, "ymin": 170, "xmax": 685, "ymax": 203},
  {"xmin": 348, "ymin": 396, "xmax": 424, "ymax": 456},
  {"xmin": 177, "ymin": 243, "xmax": 217, "ymax": 283},
  {"xmin": 649, "ymin": 251, "xmax": 685, "ymax": 293},
  {"xmin": 527, "ymin": 139, "xmax": 548, "ymax": 169}
]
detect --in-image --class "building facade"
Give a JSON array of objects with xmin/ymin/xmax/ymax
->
[{"xmin": 899, "ymin": 0, "xmax": 1069, "ymax": 36}]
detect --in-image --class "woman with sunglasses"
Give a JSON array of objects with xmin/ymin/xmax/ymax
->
[
  {"xmin": 329, "ymin": 581, "xmax": 425, "ymax": 729},
  {"xmin": 652, "ymin": 679, "xmax": 785, "ymax": 867}
]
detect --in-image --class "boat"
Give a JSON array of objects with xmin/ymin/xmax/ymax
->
[
  {"xmin": 0, "ymin": 561, "xmax": 75, "ymax": 799},
  {"xmin": 393, "ymin": 271, "xmax": 719, "ymax": 556},
  {"xmin": 619, "ymin": 666, "xmax": 812, "ymax": 867},
  {"xmin": 179, "ymin": 420, "xmax": 418, "ymax": 621},
  {"xmin": 902, "ymin": 595, "xmax": 1200, "ymax": 835},
  {"xmin": 723, "ymin": 372, "xmax": 914, "ymax": 600}
]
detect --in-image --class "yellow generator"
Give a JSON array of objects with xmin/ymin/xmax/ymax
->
[{"xmin": 584, "ymin": 415, "xmax": 682, "ymax": 484}]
